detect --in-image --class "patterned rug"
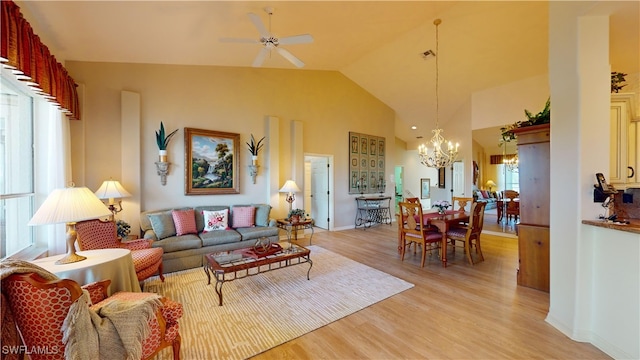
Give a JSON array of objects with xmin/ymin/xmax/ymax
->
[{"xmin": 144, "ymin": 245, "xmax": 413, "ymax": 360}]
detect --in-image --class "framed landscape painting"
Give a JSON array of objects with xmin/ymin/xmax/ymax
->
[{"xmin": 185, "ymin": 128, "xmax": 239, "ymax": 195}]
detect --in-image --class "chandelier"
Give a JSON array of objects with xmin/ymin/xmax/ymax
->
[
  {"xmin": 418, "ymin": 19, "xmax": 459, "ymax": 169},
  {"xmin": 504, "ymin": 153, "xmax": 519, "ymax": 172}
]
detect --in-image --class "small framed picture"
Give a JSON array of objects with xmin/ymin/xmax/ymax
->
[
  {"xmin": 421, "ymin": 178, "xmax": 431, "ymax": 199},
  {"xmin": 438, "ymin": 168, "xmax": 446, "ymax": 189}
]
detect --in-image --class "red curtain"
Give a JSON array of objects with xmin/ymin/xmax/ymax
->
[{"xmin": 1, "ymin": 0, "xmax": 80, "ymax": 120}]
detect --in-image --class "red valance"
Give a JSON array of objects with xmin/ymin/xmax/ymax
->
[{"xmin": 1, "ymin": 0, "xmax": 80, "ymax": 120}]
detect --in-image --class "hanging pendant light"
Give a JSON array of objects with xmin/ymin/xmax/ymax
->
[{"xmin": 418, "ymin": 19, "xmax": 459, "ymax": 169}]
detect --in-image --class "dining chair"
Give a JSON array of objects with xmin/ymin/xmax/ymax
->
[
  {"xmin": 2, "ymin": 271, "xmax": 183, "ymax": 360},
  {"xmin": 445, "ymin": 201, "xmax": 487, "ymax": 265},
  {"xmin": 76, "ymin": 219, "xmax": 165, "ymax": 283},
  {"xmin": 398, "ymin": 201, "xmax": 442, "ymax": 267},
  {"xmin": 504, "ymin": 190, "xmax": 520, "ymax": 222},
  {"xmin": 451, "ymin": 196, "xmax": 474, "ymax": 212}
]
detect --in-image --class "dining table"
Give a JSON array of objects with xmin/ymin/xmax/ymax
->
[{"xmin": 396, "ymin": 210, "xmax": 470, "ymax": 267}]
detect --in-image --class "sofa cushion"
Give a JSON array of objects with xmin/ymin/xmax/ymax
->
[
  {"xmin": 203, "ymin": 209, "xmax": 229, "ymax": 231},
  {"xmin": 199, "ymin": 229, "xmax": 242, "ymax": 246},
  {"xmin": 194, "ymin": 206, "xmax": 229, "ymax": 232},
  {"xmin": 147, "ymin": 211, "xmax": 176, "ymax": 239},
  {"xmin": 172, "ymin": 209, "xmax": 197, "ymax": 235},
  {"xmin": 253, "ymin": 204, "xmax": 272, "ymax": 227},
  {"xmin": 152, "ymin": 233, "xmax": 202, "ymax": 253},
  {"xmin": 235, "ymin": 226, "xmax": 279, "ymax": 240},
  {"xmin": 231, "ymin": 206, "xmax": 255, "ymax": 228}
]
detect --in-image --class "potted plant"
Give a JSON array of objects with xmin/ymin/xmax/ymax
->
[
  {"xmin": 116, "ymin": 219, "xmax": 131, "ymax": 240},
  {"xmin": 611, "ymin": 72, "xmax": 627, "ymax": 93},
  {"xmin": 500, "ymin": 97, "xmax": 550, "ymax": 143},
  {"xmin": 287, "ymin": 208, "xmax": 307, "ymax": 223},
  {"xmin": 155, "ymin": 121, "xmax": 179, "ymax": 162},
  {"xmin": 246, "ymin": 134, "xmax": 266, "ymax": 165}
]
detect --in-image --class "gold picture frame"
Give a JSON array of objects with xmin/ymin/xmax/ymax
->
[{"xmin": 185, "ymin": 128, "xmax": 239, "ymax": 195}]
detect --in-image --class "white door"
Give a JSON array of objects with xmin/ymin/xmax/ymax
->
[
  {"xmin": 309, "ymin": 156, "xmax": 329, "ymax": 229},
  {"xmin": 452, "ymin": 161, "xmax": 465, "ymax": 198}
]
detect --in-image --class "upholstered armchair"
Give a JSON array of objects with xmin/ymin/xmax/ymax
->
[
  {"xmin": 76, "ymin": 219, "xmax": 165, "ymax": 282},
  {"xmin": 1, "ymin": 270, "xmax": 182, "ymax": 360}
]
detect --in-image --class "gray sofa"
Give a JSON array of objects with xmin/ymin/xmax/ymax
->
[
  {"xmin": 140, "ymin": 204, "xmax": 279, "ymax": 273},
  {"xmin": 473, "ymin": 190, "xmax": 498, "ymax": 210}
]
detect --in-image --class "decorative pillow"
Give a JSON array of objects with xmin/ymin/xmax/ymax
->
[
  {"xmin": 147, "ymin": 212, "xmax": 177, "ymax": 239},
  {"xmin": 232, "ymin": 206, "xmax": 256, "ymax": 228},
  {"xmin": 253, "ymin": 204, "xmax": 272, "ymax": 227},
  {"xmin": 480, "ymin": 190, "xmax": 489, "ymax": 199},
  {"xmin": 203, "ymin": 209, "xmax": 229, "ymax": 232},
  {"xmin": 172, "ymin": 209, "xmax": 197, "ymax": 235}
]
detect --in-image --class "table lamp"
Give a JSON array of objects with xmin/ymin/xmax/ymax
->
[
  {"xmin": 485, "ymin": 180, "xmax": 497, "ymax": 192},
  {"xmin": 94, "ymin": 179, "xmax": 132, "ymax": 219},
  {"xmin": 279, "ymin": 180, "xmax": 301, "ymax": 212},
  {"xmin": 28, "ymin": 185, "xmax": 112, "ymax": 264}
]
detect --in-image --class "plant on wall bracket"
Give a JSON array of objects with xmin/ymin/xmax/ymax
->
[
  {"xmin": 500, "ymin": 97, "xmax": 550, "ymax": 144},
  {"xmin": 611, "ymin": 72, "xmax": 627, "ymax": 93},
  {"xmin": 155, "ymin": 121, "xmax": 179, "ymax": 150},
  {"xmin": 246, "ymin": 134, "xmax": 266, "ymax": 157}
]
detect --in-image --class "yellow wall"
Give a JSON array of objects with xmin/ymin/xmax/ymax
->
[{"xmin": 65, "ymin": 62, "xmax": 395, "ymax": 230}]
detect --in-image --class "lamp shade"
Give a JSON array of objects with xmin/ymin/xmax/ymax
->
[
  {"xmin": 279, "ymin": 180, "xmax": 301, "ymax": 193},
  {"xmin": 28, "ymin": 186, "xmax": 112, "ymax": 225},
  {"xmin": 485, "ymin": 180, "xmax": 497, "ymax": 188},
  {"xmin": 94, "ymin": 180, "xmax": 132, "ymax": 200}
]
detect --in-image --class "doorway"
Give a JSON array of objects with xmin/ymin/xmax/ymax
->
[
  {"xmin": 304, "ymin": 154, "xmax": 333, "ymax": 230},
  {"xmin": 451, "ymin": 160, "xmax": 465, "ymax": 199}
]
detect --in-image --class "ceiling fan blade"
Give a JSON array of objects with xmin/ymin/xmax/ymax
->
[
  {"xmin": 278, "ymin": 34, "xmax": 314, "ymax": 45},
  {"xmin": 276, "ymin": 47, "xmax": 305, "ymax": 68},
  {"xmin": 248, "ymin": 12, "xmax": 270, "ymax": 38},
  {"xmin": 252, "ymin": 47, "xmax": 270, "ymax": 67},
  {"xmin": 219, "ymin": 37, "xmax": 259, "ymax": 44}
]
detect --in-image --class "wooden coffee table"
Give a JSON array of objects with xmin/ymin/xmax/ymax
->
[{"xmin": 204, "ymin": 243, "xmax": 312, "ymax": 306}]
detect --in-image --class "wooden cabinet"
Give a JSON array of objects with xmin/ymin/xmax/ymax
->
[
  {"xmin": 610, "ymin": 93, "xmax": 639, "ymax": 188},
  {"xmin": 512, "ymin": 124, "xmax": 550, "ymax": 292}
]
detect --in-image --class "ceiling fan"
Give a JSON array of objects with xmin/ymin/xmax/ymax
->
[{"xmin": 220, "ymin": 7, "xmax": 314, "ymax": 68}]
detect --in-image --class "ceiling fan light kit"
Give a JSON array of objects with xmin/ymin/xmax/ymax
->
[{"xmin": 220, "ymin": 7, "xmax": 313, "ymax": 68}]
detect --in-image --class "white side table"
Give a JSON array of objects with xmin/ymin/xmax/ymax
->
[{"xmin": 32, "ymin": 248, "xmax": 141, "ymax": 295}]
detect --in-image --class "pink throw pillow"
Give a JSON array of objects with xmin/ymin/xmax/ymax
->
[
  {"xmin": 172, "ymin": 209, "xmax": 197, "ymax": 235},
  {"xmin": 232, "ymin": 206, "xmax": 256, "ymax": 228},
  {"xmin": 203, "ymin": 209, "xmax": 229, "ymax": 232}
]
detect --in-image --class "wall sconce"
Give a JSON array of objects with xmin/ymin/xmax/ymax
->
[
  {"xmin": 155, "ymin": 161, "xmax": 170, "ymax": 186},
  {"xmin": 94, "ymin": 179, "xmax": 132, "ymax": 219},
  {"xmin": 279, "ymin": 180, "xmax": 301, "ymax": 212},
  {"xmin": 249, "ymin": 164, "xmax": 259, "ymax": 184}
]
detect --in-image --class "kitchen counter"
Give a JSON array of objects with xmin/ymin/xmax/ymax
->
[{"xmin": 582, "ymin": 218, "xmax": 640, "ymax": 234}]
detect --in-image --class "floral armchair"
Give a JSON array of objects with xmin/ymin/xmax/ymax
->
[
  {"xmin": 76, "ymin": 219, "xmax": 165, "ymax": 282},
  {"xmin": 1, "ymin": 269, "xmax": 182, "ymax": 360}
]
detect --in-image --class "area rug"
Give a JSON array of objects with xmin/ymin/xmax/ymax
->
[{"xmin": 143, "ymin": 245, "xmax": 413, "ymax": 360}]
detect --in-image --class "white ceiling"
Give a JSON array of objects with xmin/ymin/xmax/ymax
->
[{"xmin": 17, "ymin": 1, "xmax": 639, "ymax": 148}]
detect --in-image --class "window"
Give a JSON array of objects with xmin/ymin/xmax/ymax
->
[{"xmin": 1, "ymin": 74, "xmax": 35, "ymax": 258}]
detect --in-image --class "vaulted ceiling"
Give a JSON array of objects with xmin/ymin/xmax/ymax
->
[{"xmin": 17, "ymin": 1, "xmax": 639, "ymax": 148}]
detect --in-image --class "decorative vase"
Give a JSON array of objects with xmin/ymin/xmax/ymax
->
[
  {"xmin": 159, "ymin": 149, "xmax": 168, "ymax": 162},
  {"xmin": 438, "ymin": 208, "xmax": 445, "ymax": 215},
  {"xmin": 290, "ymin": 215, "xmax": 300, "ymax": 223}
]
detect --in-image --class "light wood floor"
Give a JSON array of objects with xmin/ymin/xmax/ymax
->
[{"xmin": 253, "ymin": 225, "xmax": 610, "ymax": 360}]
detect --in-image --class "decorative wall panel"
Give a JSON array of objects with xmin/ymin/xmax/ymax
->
[{"xmin": 349, "ymin": 132, "xmax": 386, "ymax": 195}]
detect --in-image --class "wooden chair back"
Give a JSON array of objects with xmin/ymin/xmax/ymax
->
[
  {"xmin": 503, "ymin": 190, "xmax": 519, "ymax": 200},
  {"xmin": 398, "ymin": 201, "xmax": 442, "ymax": 267},
  {"xmin": 405, "ymin": 197, "xmax": 420, "ymax": 204},
  {"xmin": 452, "ymin": 197, "xmax": 474, "ymax": 212}
]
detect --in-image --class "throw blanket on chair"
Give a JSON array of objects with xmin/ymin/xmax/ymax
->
[{"xmin": 1, "ymin": 259, "xmax": 161, "ymax": 360}]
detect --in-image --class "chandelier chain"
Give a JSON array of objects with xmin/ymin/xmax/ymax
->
[{"xmin": 417, "ymin": 18, "xmax": 458, "ymax": 169}]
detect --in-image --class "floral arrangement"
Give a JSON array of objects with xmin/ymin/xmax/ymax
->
[
  {"xmin": 432, "ymin": 200, "xmax": 451, "ymax": 213},
  {"xmin": 116, "ymin": 219, "xmax": 131, "ymax": 239},
  {"xmin": 155, "ymin": 121, "xmax": 179, "ymax": 150},
  {"xmin": 246, "ymin": 134, "xmax": 266, "ymax": 156},
  {"xmin": 500, "ymin": 97, "xmax": 550, "ymax": 144},
  {"xmin": 287, "ymin": 208, "xmax": 307, "ymax": 219}
]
